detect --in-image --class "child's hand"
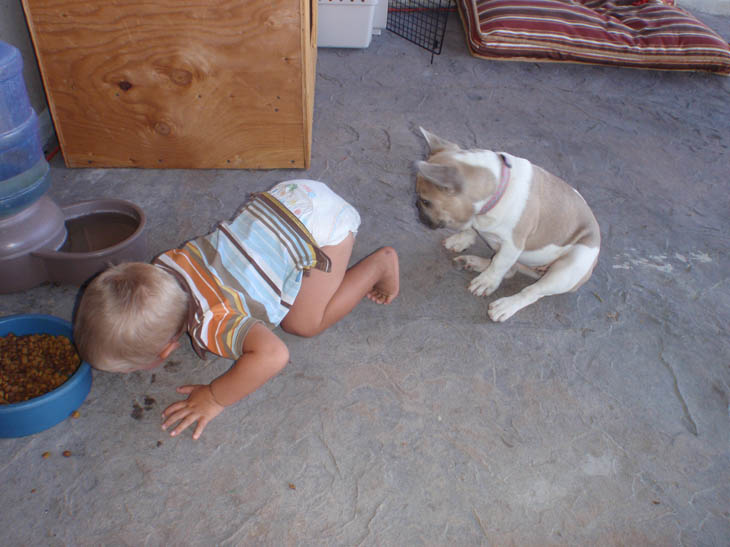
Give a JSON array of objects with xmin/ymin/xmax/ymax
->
[{"xmin": 161, "ymin": 384, "xmax": 224, "ymax": 440}]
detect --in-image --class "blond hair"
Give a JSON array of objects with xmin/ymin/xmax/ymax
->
[{"xmin": 74, "ymin": 262, "xmax": 188, "ymax": 373}]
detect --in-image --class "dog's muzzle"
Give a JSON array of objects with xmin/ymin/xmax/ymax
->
[{"xmin": 416, "ymin": 200, "xmax": 442, "ymax": 230}]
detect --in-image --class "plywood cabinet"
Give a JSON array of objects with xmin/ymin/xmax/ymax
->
[{"xmin": 21, "ymin": 0, "xmax": 317, "ymax": 169}]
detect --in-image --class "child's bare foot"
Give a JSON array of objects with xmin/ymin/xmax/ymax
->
[{"xmin": 366, "ymin": 247, "xmax": 400, "ymax": 304}]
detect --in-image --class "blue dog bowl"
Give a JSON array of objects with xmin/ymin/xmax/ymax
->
[{"xmin": 0, "ymin": 314, "xmax": 92, "ymax": 438}]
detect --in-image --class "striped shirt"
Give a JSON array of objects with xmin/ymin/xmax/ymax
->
[{"xmin": 154, "ymin": 192, "xmax": 331, "ymax": 360}]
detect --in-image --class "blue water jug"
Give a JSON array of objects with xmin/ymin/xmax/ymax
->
[{"xmin": 0, "ymin": 40, "xmax": 49, "ymax": 216}]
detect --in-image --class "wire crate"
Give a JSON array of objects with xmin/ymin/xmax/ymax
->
[{"xmin": 386, "ymin": 0, "xmax": 455, "ymax": 58}]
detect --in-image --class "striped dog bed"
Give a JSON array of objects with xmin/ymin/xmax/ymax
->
[{"xmin": 457, "ymin": 0, "xmax": 730, "ymax": 74}]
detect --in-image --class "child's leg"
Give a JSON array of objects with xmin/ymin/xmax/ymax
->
[{"xmin": 280, "ymin": 233, "xmax": 399, "ymax": 338}]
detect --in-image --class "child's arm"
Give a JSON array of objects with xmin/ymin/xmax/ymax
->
[{"xmin": 161, "ymin": 323, "xmax": 289, "ymax": 440}]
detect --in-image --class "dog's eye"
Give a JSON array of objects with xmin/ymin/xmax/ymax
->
[{"xmin": 419, "ymin": 198, "xmax": 431, "ymax": 207}]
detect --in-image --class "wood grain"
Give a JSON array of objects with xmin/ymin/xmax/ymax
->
[{"xmin": 22, "ymin": 0, "xmax": 316, "ymax": 168}]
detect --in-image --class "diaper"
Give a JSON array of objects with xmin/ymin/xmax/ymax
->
[{"xmin": 268, "ymin": 179, "xmax": 361, "ymax": 247}]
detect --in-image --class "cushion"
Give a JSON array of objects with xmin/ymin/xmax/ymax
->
[{"xmin": 456, "ymin": 0, "xmax": 730, "ymax": 74}]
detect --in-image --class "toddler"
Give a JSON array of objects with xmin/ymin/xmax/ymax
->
[{"xmin": 74, "ymin": 180, "xmax": 399, "ymax": 439}]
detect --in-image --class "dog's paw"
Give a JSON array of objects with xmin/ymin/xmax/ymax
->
[
  {"xmin": 453, "ymin": 255, "xmax": 491, "ymax": 272},
  {"xmin": 488, "ymin": 295, "xmax": 526, "ymax": 322},
  {"xmin": 443, "ymin": 231, "xmax": 476, "ymax": 252},
  {"xmin": 468, "ymin": 271, "xmax": 502, "ymax": 297}
]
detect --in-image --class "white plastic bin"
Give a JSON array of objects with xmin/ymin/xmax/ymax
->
[
  {"xmin": 373, "ymin": 0, "xmax": 388, "ymax": 34},
  {"xmin": 318, "ymin": 0, "xmax": 379, "ymax": 48}
]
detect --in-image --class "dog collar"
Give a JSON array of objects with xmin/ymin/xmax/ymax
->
[{"xmin": 478, "ymin": 154, "xmax": 511, "ymax": 215}]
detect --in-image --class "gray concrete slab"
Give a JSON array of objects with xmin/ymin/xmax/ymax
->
[{"xmin": 2, "ymin": 14, "xmax": 729, "ymax": 546}]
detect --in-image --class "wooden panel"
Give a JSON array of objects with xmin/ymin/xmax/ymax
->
[
  {"xmin": 303, "ymin": 0, "xmax": 317, "ymax": 169},
  {"xmin": 21, "ymin": 0, "xmax": 315, "ymax": 168}
]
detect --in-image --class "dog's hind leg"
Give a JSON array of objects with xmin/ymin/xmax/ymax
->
[
  {"xmin": 453, "ymin": 255, "xmax": 491, "ymax": 272},
  {"xmin": 454, "ymin": 255, "xmax": 542, "ymax": 280},
  {"xmin": 487, "ymin": 245, "xmax": 599, "ymax": 322},
  {"xmin": 510, "ymin": 263, "xmax": 544, "ymax": 280}
]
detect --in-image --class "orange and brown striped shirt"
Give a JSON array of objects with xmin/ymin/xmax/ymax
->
[{"xmin": 154, "ymin": 192, "xmax": 330, "ymax": 360}]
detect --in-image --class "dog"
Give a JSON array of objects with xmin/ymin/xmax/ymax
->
[{"xmin": 415, "ymin": 127, "xmax": 600, "ymax": 322}]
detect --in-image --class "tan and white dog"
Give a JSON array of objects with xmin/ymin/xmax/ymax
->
[{"xmin": 415, "ymin": 127, "xmax": 600, "ymax": 322}]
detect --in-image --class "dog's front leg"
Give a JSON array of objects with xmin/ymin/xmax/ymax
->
[
  {"xmin": 468, "ymin": 242, "xmax": 521, "ymax": 297},
  {"xmin": 443, "ymin": 229, "xmax": 477, "ymax": 252}
]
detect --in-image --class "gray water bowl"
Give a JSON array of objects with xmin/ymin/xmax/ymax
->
[{"xmin": 0, "ymin": 197, "xmax": 147, "ymax": 293}]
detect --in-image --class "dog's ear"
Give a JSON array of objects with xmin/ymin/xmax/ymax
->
[
  {"xmin": 419, "ymin": 127, "xmax": 460, "ymax": 155},
  {"xmin": 416, "ymin": 161, "xmax": 464, "ymax": 194}
]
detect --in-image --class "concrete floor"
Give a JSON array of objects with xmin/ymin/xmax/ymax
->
[{"xmin": 2, "ymin": 13, "xmax": 730, "ymax": 546}]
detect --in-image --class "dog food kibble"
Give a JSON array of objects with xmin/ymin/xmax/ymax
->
[
  {"xmin": 63, "ymin": 450, "xmax": 72, "ymax": 457},
  {"xmin": 0, "ymin": 333, "xmax": 81, "ymax": 404},
  {"xmin": 42, "ymin": 451, "xmax": 51, "ymax": 459},
  {"xmin": 71, "ymin": 410, "xmax": 81, "ymax": 418}
]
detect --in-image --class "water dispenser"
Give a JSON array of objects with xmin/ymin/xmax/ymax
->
[{"xmin": 0, "ymin": 40, "xmax": 148, "ymax": 293}]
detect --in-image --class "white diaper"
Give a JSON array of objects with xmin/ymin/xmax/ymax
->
[{"xmin": 268, "ymin": 179, "xmax": 361, "ymax": 247}]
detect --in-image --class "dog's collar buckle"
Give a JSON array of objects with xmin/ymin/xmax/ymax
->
[{"xmin": 478, "ymin": 154, "xmax": 511, "ymax": 215}]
